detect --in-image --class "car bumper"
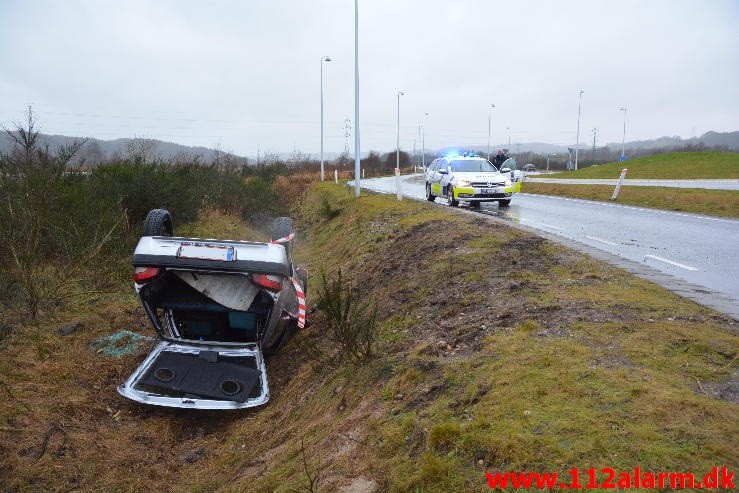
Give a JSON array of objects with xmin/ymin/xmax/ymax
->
[{"xmin": 454, "ymin": 186, "xmax": 513, "ymax": 201}]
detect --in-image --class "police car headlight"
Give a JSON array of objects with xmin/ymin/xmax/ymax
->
[
  {"xmin": 456, "ymin": 179, "xmax": 471, "ymax": 187},
  {"xmin": 504, "ymin": 178, "xmax": 512, "ymax": 187}
]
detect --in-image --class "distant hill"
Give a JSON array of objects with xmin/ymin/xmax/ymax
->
[
  {"xmin": 2, "ymin": 130, "xmax": 737, "ymax": 166},
  {"xmin": 609, "ymin": 131, "xmax": 739, "ymax": 151},
  {"xmin": 469, "ymin": 131, "xmax": 739, "ymax": 155},
  {"xmin": 0, "ymin": 132, "xmax": 247, "ymax": 166}
]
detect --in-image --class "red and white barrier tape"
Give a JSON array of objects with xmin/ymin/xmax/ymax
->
[
  {"xmin": 270, "ymin": 233, "xmax": 295, "ymax": 244},
  {"xmin": 270, "ymin": 233, "xmax": 305, "ymax": 328},
  {"xmin": 291, "ymin": 276, "xmax": 306, "ymax": 329}
]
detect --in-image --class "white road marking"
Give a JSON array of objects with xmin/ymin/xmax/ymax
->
[
  {"xmin": 645, "ymin": 255, "xmax": 699, "ymax": 271},
  {"xmin": 541, "ymin": 223, "xmax": 565, "ymax": 231},
  {"xmin": 585, "ymin": 235, "xmax": 618, "ymax": 246}
]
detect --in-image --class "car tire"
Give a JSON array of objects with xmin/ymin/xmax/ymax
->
[
  {"xmin": 498, "ymin": 199, "xmax": 511, "ymax": 207},
  {"xmin": 272, "ymin": 216, "xmax": 294, "ymax": 266},
  {"xmin": 469, "ymin": 201, "xmax": 481, "ymax": 209},
  {"xmin": 272, "ymin": 217, "xmax": 294, "ymax": 241},
  {"xmin": 143, "ymin": 209, "xmax": 174, "ymax": 236},
  {"xmin": 448, "ymin": 186, "xmax": 459, "ymax": 207},
  {"xmin": 425, "ymin": 182, "xmax": 436, "ymax": 202}
]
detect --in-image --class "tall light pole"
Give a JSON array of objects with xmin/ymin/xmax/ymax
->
[
  {"xmin": 422, "ymin": 112, "xmax": 428, "ymax": 168},
  {"xmin": 353, "ymin": 0, "xmax": 361, "ymax": 197},
  {"xmin": 320, "ymin": 55, "xmax": 332, "ymax": 181},
  {"xmin": 417, "ymin": 124, "xmax": 421, "ymax": 168},
  {"xmin": 506, "ymin": 126, "xmax": 511, "ymax": 148},
  {"xmin": 592, "ymin": 127, "xmax": 598, "ymax": 164},
  {"xmin": 487, "ymin": 103, "xmax": 495, "ymax": 160},
  {"xmin": 619, "ymin": 107, "xmax": 627, "ymax": 161},
  {"xmin": 396, "ymin": 91, "xmax": 404, "ymax": 171},
  {"xmin": 574, "ymin": 89, "xmax": 584, "ymax": 171}
]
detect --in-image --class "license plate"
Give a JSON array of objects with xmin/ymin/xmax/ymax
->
[
  {"xmin": 482, "ymin": 188, "xmax": 501, "ymax": 194},
  {"xmin": 177, "ymin": 243, "xmax": 235, "ymax": 261}
]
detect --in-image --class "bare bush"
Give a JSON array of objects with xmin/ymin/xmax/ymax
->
[{"xmin": 315, "ymin": 269, "xmax": 377, "ymax": 363}]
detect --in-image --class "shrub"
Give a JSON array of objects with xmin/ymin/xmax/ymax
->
[
  {"xmin": 0, "ymin": 109, "xmax": 127, "ymax": 318},
  {"xmin": 315, "ymin": 269, "xmax": 378, "ymax": 362}
]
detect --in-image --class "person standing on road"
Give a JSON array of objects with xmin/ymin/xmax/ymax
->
[{"xmin": 493, "ymin": 149, "xmax": 509, "ymax": 168}]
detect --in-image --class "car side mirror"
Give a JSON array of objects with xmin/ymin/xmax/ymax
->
[{"xmin": 500, "ymin": 167, "xmax": 511, "ymax": 173}]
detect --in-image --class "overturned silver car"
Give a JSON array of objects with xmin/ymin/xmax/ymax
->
[{"xmin": 118, "ymin": 209, "xmax": 307, "ymax": 410}]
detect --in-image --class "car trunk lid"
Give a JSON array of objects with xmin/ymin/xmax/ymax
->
[{"xmin": 118, "ymin": 340, "xmax": 269, "ymax": 409}]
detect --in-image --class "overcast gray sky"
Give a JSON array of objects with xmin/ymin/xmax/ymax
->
[{"xmin": 1, "ymin": 0, "xmax": 738, "ymax": 157}]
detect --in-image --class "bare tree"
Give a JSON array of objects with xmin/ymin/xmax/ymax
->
[{"xmin": 125, "ymin": 137, "xmax": 159, "ymax": 164}]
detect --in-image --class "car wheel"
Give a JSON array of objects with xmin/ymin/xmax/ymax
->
[
  {"xmin": 425, "ymin": 182, "xmax": 436, "ymax": 201},
  {"xmin": 469, "ymin": 201, "xmax": 481, "ymax": 209},
  {"xmin": 272, "ymin": 217, "xmax": 294, "ymax": 241},
  {"xmin": 498, "ymin": 199, "xmax": 511, "ymax": 207},
  {"xmin": 448, "ymin": 186, "xmax": 459, "ymax": 207},
  {"xmin": 272, "ymin": 217, "xmax": 294, "ymax": 266},
  {"xmin": 143, "ymin": 209, "xmax": 174, "ymax": 236}
]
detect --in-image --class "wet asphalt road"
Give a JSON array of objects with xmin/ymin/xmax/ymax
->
[{"xmin": 354, "ymin": 174, "xmax": 739, "ymax": 320}]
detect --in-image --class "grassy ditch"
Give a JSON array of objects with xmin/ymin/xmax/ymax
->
[
  {"xmin": 520, "ymin": 182, "xmax": 739, "ymax": 218},
  {"xmin": 0, "ymin": 184, "xmax": 736, "ymax": 492}
]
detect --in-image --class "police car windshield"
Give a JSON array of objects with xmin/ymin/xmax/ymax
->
[{"xmin": 449, "ymin": 159, "xmax": 497, "ymax": 173}]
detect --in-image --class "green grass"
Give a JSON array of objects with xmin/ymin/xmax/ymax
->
[
  {"xmin": 547, "ymin": 151, "xmax": 739, "ymax": 179},
  {"xmin": 521, "ymin": 183, "xmax": 739, "ymax": 217}
]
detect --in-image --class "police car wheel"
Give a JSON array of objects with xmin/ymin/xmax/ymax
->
[{"xmin": 425, "ymin": 183, "xmax": 436, "ymax": 201}]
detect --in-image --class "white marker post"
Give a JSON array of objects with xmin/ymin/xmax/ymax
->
[
  {"xmin": 334, "ymin": 169, "xmax": 338, "ymax": 184},
  {"xmin": 395, "ymin": 167, "xmax": 402, "ymax": 201},
  {"xmin": 611, "ymin": 168, "xmax": 628, "ymax": 200}
]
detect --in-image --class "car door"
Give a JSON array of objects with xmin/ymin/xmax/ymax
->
[
  {"xmin": 428, "ymin": 160, "xmax": 442, "ymax": 195},
  {"xmin": 439, "ymin": 159, "xmax": 453, "ymax": 195}
]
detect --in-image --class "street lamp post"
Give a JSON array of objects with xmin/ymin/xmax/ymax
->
[
  {"xmin": 396, "ymin": 91, "xmax": 404, "ymax": 171},
  {"xmin": 547, "ymin": 153, "xmax": 556, "ymax": 171},
  {"xmin": 619, "ymin": 107, "xmax": 627, "ymax": 161},
  {"xmin": 417, "ymin": 124, "xmax": 421, "ymax": 169},
  {"xmin": 353, "ymin": 0, "xmax": 361, "ymax": 197},
  {"xmin": 320, "ymin": 55, "xmax": 332, "ymax": 181},
  {"xmin": 574, "ymin": 89, "xmax": 584, "ymax": 171},
  {"xmin": 506, "ymin": 126, "xmax": 510, "ymax": 148},
  {"xmin": 422, "ymin": 112, "xmax": 428, "ymax": 168},
  {"xmin": 487, "ymin": 104, "xmax": 495, "ymax": 160}
]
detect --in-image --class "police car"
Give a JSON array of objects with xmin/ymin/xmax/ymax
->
[{"xmin": 424, "ymin": 153, "xmax": 513, "ymax": 207}]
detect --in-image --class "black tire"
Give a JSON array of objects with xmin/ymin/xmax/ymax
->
[
  {"xmin": 272, "ymin": 217, "xmax": 294, "ymax": 267},
  {"xmin": 425, "ymin": 182, "xmax": 436, "ymax": 201},
  {"xmin": 448, "ymin": 186, "xmax": 459, "ymax": 207},
  {"xmin": 272, "ymin": 217, "xmax": 294, "ymax": 241},
  {"xmin": 469, "ymin": 201, "xmax": 481, "ymax": 209},
  {"xmin": 143, "ymin": 209, "xmax": 174, "ymax": 236},
  {"xmin": 498, "ymin": 199, "xmax": 511, "ymax": 207}
]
